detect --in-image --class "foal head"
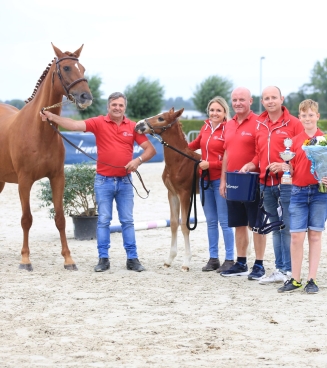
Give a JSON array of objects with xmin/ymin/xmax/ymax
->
[{"xmin": 135, "ymin": 107, "xmax": 184, "ymax": 135}]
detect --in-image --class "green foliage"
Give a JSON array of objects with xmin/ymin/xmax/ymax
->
[
  {"xmin": 192, "ymin": 75, "xmax": 233, "ymax": 115},
  {"xmin": 318, "ymin": 119, "xmax": 327, "ymax": 132},
  {"xmin": 4, "ymin": 99, "xmax": 25, "ymax": 109},
  {"xmin": 78, "ymin": 75, "xmax": 107, "ymax": 119},
  {"xmin": 125, "ymin": 77, "xmax": 165, "ymax": 120},
  {"xmin": 180, "ymin": 119, "xmax": 204, "ymax": 134},
  {"xmin": 37, "ymin": 163, "xmax": 97, "ymax": 218}
]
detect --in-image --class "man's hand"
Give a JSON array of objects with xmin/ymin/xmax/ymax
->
[{"xmin": 125, "ymin": 158, "xmax": 141, "ymax": 172}]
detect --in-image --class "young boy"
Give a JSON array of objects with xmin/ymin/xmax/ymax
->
[{"xmin": 278, "ymin": 99, "xmax": 327, "ymax": 294}]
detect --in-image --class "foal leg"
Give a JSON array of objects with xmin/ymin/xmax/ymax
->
[
  {"xmin": 164, "ymin": 191, "xmax": 180, "ymax": 268},
  {"xmin": 50, "ymin": 175, "xmax": 77, "ymax": 270},
  {"xmin": 18, "ymin": 180, "xmax": 34, "ymax": 271},
  {"xmin": 180, "ymin": 192, "xmax": 192, "ymax": 272}
]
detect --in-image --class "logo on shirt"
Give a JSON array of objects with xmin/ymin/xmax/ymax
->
[
  {"xmin": 123, "ymin": 132, "xmax": 133, "ymax": 137},
  {"xmin": 275, "ymin": 130, "xmax": 288, "ymax": 135},
  {"xmin": 226, "ymin": 184, "xmax": 239, "ymax": 189},
  {"xmin": 241, "ymin": 131, "xmax": 252, "ymax": 136},
  {"xmin": 213, "ymin": 136, "xmax": 224, "ymax": 140}
]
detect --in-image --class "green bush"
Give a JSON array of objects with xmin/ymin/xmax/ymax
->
[
  {"xmin": 180, "ymin": 119, "xmax": 204, "ymax": 135},
  {"xmin": 38, "ymin": 163, "xmax": 97, "ymax": 218},
  {"xmin": 318, "ymin": 120, "xmax": 327, "ymax": 132}
]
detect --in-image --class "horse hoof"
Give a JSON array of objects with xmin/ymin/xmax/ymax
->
[
  {"xmin": 163, "ymin": 263, "xmax": 171, "ymax": 268},
  {"xmin": 19, "ymin": 263, "xmax": 33, "ymax": 271},
  {"xmin": 181, "ymin": 266, "xmax": 189, "ymax": 272},
  {"xmin": 64, "ymin": 264, "xmax": 78, "ymax": 271}
]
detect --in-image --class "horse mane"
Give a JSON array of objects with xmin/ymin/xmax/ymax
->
[{"xmin": 25, "ymin": 59, "xmax": 55, "ymax": 104}]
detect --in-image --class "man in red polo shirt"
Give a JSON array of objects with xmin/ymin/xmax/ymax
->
[
  {"xmin": 40, "ymin": 92, "xmax": 156, "ymax": 272},
  {"xmin": 219, "ymin": 87, "xmax": 266, "ymax": 280},
  {"xmin": 242, "ymin": 86, "xmax": 303, "ymax": 284}
]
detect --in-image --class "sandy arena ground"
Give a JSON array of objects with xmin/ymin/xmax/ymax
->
[{"xmin": 0, "ymin": 161, "xmax": 327, "ymax": 367}]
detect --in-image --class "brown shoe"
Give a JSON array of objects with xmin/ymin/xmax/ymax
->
[
  {"xmin": 202, "ymin": 258, "xmax": 220, "ymax": 272},
  {"xmin": 217, "ymin": 259, "xmax": 235, "ymax": 273}
]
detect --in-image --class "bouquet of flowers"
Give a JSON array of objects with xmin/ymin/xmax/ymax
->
[{"xmin": 302, "ymin": 135, "xmax": 327, "ymax": 193}]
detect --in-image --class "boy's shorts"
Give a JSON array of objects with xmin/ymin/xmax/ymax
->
[{"xmin": 289, "ymin": 184, "xmax": 327, "ymax": 232}]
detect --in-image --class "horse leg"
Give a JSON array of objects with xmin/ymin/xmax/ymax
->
[
  {"xmin": 0, "ymin": 181, "xmax": 5, "ymax": 193},
  {"xmin": 179, "ymin": 192, "xmax": 192, "ymax": 272},
  {"xmin": 17, "ymin": 180, "xmax": 34, "ymax": 271},
  {"xmin": 164, "ymin": 191, "xmax": 180, "ymax": 268},
  {"xmin": 50, "ymin": 176, "xmax": 77, "ymax": 270}
]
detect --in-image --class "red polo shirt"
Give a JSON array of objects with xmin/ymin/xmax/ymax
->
[
  {"xmin": 224, "ymin": 111, "xmax": 259, "ymax": 173},
  {"xmin": 85, "ymin": 114, "xmax": 148, "ymax": 176},
  {"xmin": 292, "ymin": 129, "xmax": 324, "ymax": 186},
  {"xmin": 254, "ymin": 107, "xmax": 303, "ymax": 186}
]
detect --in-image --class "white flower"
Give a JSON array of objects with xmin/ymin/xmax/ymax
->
[{"xmin": 315, "ymin": 136, "xmax": 327, "ymax": 144}]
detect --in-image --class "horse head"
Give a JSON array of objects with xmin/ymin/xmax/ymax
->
[
  {"xmin": 51, "ymin": 43, "xmax": 93, "ymax": 109},
  {"xmin": 135, "ymin": 107, "xmax": 184, "ymax": 135}
]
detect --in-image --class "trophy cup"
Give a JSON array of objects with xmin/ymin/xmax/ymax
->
[{"xmin": 279, "ymin": 138, "xmax": 296, "ymax": 184}]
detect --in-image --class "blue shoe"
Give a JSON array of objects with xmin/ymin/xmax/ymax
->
[
  {"xmin": 248, "ymin": 264, "xmax": 265, "ymax": 280},
  {"xmin": 220, "ymin": 262, "xmax": 249, "ymax": 277}
]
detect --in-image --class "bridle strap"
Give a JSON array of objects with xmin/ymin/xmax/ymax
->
[
  {"xmin": 55, "ymin": 56, "xmax": 88, "ymax": 97},
  {"xmin": 145, "ymin": 117, "xmax": 179, "ymax": 135}
]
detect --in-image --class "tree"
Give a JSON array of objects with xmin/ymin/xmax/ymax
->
[
  {"xmin": 78, "ymin": 75, "xmax": 106, "ymax": 119},
  {"xmin": 4, "ymin": 99, "xmax": 25, "ymax": 109},
  {"xmin": 305, "ymin": 59, "xmax": 327, "ymax": 118},
  {"xmin": 124, "ymin": 77, "xmax": 165, "ymax": 119},
  {"xmin": 192, "ymin": 75, "xmax": 233, "ymax": 115}
]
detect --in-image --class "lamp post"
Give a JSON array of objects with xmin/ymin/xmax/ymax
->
[{"xmin": 259, "ymin": 56, "xmax": 265, "ymax": 114}]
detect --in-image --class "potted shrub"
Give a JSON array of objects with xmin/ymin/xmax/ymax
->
[{"xmin": 38, "ymin": 162, "xmax": 97, "ymax": 240}]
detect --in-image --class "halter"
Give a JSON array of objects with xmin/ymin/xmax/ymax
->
[
  {"xmin": 55, "ymin": 56, "xmax": 88, "ymax": 102},
  {"xmin": 144, "ymin": 117, "xmax": 179, "ymax": 135},
  {"xmin": 42, "ymin": 56, "xmax": 88, "ymax": 112}
]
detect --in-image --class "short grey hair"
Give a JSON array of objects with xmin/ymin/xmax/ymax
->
[{"xmin": 107, "ymin": 92, "xmax": 127, "ymax": 108}]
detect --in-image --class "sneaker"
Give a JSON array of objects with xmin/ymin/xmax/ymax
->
[
  {"xmin": 304, "ymin": 279, "xmax": 319, "ymax": 294},
  {"xmin": 258, "ymin": 269, "xmax": 286, "ymax": 284},
  {"xmin": 220, "ymin": 262, "xmax": 248, "ymax": 277},
  {"xmin": 202, "ymin": 258, "xmax": 220, "ymax": 272},
  {"xmin": 248, "ymin": 264, "xmax": 265, "ymax": 280},
  {"xmin": 216, "ymin": 259, "xmax": 235, "ymax": 273},
  {"xmin": 277, "ymin": 278, "xmax": 302, "ymax": 293}
]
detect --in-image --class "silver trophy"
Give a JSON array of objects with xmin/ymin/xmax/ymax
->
[{"xmin": 279, "ymin": 138, "xmax": 296, "ymax": 184}]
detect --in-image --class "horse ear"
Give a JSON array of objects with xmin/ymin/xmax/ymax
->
[
  {"xmin": 51, "ymin": 43, "xmax": 65, "ymax": 59},
  {"xmin": 169, "ymin": 107, "xmax": 175, "ymax": 114},
  {"xmin": 73, "ymin": 44, "xmax": 84, "ymax": 58},
  {"xmin": 175, "ymin": 108, "xmax": 184, "ymax": 118}
]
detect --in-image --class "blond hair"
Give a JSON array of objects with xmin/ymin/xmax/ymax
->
[
  {"xmin": 206, "ymin": 96, "xmax": 231, "ymax": 121},
  {"xmin": 299, "ymin": 99, "xmax": 319, "ymax": 113}
]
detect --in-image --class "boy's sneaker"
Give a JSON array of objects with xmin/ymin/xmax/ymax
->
[
  {"xmin": 220, "ymin": 262, "xmax": 248, "ymax": 277},
  {"xmin": 258, "ymin": 269, "xmax": 286, "ymax": 284},
  {"xmin": 304, "ymin": 279, "xmax": 319, "ymax": 294},
  {"xmin": 277, "ymin": 278, "xmax": 302, "ymax": 293},
  {"xmin": 248, "ymin": 264, "xmax": 265, "ymax": 280}
]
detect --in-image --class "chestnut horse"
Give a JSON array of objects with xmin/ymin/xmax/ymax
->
[
  {"xmin": 135, "ymin": 108, "xmax": 201, "ymax": 271},
  {"xmin": 0, "ymin": 44, "xmax": 93, "ymax": 271}
]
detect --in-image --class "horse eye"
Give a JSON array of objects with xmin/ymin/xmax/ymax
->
[
  {"xmin": 63, "ymin": 66, "xmax": 70, "ymax": 72},
  {"xmin": 158, "ymin": 117, "xmax": 164, "ymax": 122}
]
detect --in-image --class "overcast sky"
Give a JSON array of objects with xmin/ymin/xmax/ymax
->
[{"xmin": 1, "ymin": 0, "xmax": 326, "ymax": 103}]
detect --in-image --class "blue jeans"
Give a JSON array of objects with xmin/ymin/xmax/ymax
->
[
  {"xmin": 94, "ymin": 173, "xmax": 138, "ymax": 259},
  {"xmin": 289, "ymin": 184, "xmax": 327, "ymax": 232},
  {"xmin": 200, "ymin": 179, "xmax": 234, "ymax": 260},
  {"xmin": 260, "ymin": 184, "xmax": 292, "ymax": 272}
]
